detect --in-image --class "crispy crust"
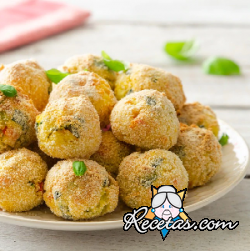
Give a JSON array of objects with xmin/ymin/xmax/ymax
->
[
  {"xmin": 44, "ymin": 159, "xmax": 119, "ymax": 220},
  {"xmin": 114, "ymin": 63, "xmax": 186, "ymax": 111},
  {"xmin": 36, "ymin": 96, "xmax": 102, "ymax": 159},
  {"xmin": 0, "ymin": 87, "xmax": 39, "ymax": 153},
  {"xmin": 110, "ymin": 90, "xmax": 179, "ymax": 150},
  {"xmin": 62, "ymin": 54, "xmax": 117, "ymax": 89},
  {"xmin": 178, "ymin": 102, "xmax": 220, "ymax": 137},
  {"xmin": 49, "ymin": 72, "xmax": 117, "ymax": 128},
  {"xmin": 90, "ymin": 131, "xmax": 133, "ymax": 175},
  {"xmin": 117, "ymin": 149, "xmax": 188, "ymax": 208},
  {"xmin": 27, "ymin": 142, "xmax": 58, "ymax": 169},
  {"xmin": 170, "ymin": 124, "xmax": 222, "ymax": 188},
  {"xmin": 0, "ymin": 148, "xmax": 48, "ymax": 212},
  {"xmin": 0, "ymin": 60, "xmax": 51, "ymax": 111}
]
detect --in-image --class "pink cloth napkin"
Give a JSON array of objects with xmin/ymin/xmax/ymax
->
[{"xmin": 0, "ymin": 0, "xmax": 90, "ymax": 53}]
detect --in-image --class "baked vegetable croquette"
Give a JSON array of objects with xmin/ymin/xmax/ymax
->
[
  {"xmin": 114, "ymin": 63, "xmax": 186, "ymax": 111},
  {"xmin": 110, "ymin": 90, "xmax": 179, "ymax": 150},
  {"xmin": 170, "ymin": 124, "xmax": 222, "ymax": 189},
  {"xmin": 0, "ymin": 148, "xmax": 48, "ymax": 212},
  {"xmin": 90, "ymin": 131, "xmax": 133, "ymax": 175},
  {"xmin": 62, "ymin": 54, "xmax": 117, "ymax": 89},
  {"xmin": 0, "ymin": 60, "xmax": 51, "ymax": 111},
  {"xmin": 178, "ymin": 102, "xmax": 220, "ymax": 137},
  {"xmin": 117, "ymin": 149, "xmax": 188, "ymax": 209},
  {"xmin": 36, "ymin": 96, "xmax": 102, "ymax": 159},
  {"xmin": 0, "ymin": 87, "xmax": 39, "ymax": 153},
  {"xmin": 49, "ymin": 72, "xmax": 117, "ymax": 128},
  {"xmin": 44, "ymin": 159, "xmax": 119, "ymax": 220}
]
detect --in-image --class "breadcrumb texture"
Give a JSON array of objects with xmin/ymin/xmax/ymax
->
[
  {"xmin": 44, "ymin": 159, "xmax": 119, "ymax": 220},
  {"xmin": 178, "ymin": 102, "xmax": 220, "ymax": 137},
  {"xmin": 117, "ymin": 149, "xmax": 188, "ymax": 209},
  {"xmin": 49, "ymin": 72, "xmax": 117, "ymax": 128},
  {"xmin": 0, "ymin": 60, "xmax": 51, "ymax": 111},
  {"xmin": 36, "ymin": 96, "xmax": 102, "ymax": 159},
  {"xmin": 114, "ymin": 63, "xmax": 186, "ymax": 111},
  {"xmin": 0, "ymin": 148, "xmax": 48, "ymax": 212},
  {"xmin": 0, "ymin": 87, "xmax": 39, "ymax": 153},
  {"xmin": 62, "ymin": 54, "xmax": 117, "ymax": 89},
  {"xmin": 170, "ymin": 124, "xmax": 222, "ymax": 189},
  {"xmin": 110, "ymin": 90, "xmax": 179, "ymax": 150},
  {"xmin": 27, "ymin": 142, "xmax": 58, "ymax": 169},
  {"xmin": 90, "ymin": 131, "xmax": 133, "ymax": 175}
]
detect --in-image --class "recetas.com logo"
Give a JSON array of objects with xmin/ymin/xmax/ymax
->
[{"xmin": 123, "ymin": 185, "xmax": 239, "ymax": 240}]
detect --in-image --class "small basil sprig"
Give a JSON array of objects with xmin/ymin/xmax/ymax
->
[
  {"xmin": 46, "ymin": 69, "xmax": 70, "ymax": 84},
  {"xmin": 203, "ymin": 57, "xmax": 240, "ymax": 75},
  {"xmin": 164, "ymin": 40, "xmax": 199, "ymax": 61},
  {"xmin": 0, "ymin": 84, "xmax": 17, "ymax": 97},
  {"xmin": 73, "ymin": 161, "xmax": 87, "ymax": 176},
  {"xmin": 101, "ymin": 51, "xmax": 128, "ymax": 72},
  {"xmin": 219, "ymin": 133, "xmax": 229, "ymax": 146}
]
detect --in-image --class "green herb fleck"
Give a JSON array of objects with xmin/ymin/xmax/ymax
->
[
  {"xmin": 73, "ymin": 161, "xmax": 87, "ymax": 176},
  {"xmin": 101, "ymin": 51, "xmax": 129, "ymax": 72},
  {"xmin": 164, "ymin": 40, "xmax": 199, "ymax": 61},
  {"xmin": 219, "ymin": 133, "xmax": 229, "ymax": 146},
  {"xmin": 28, "ymin": 181, "xmax": 35, "ymax": 187},
  {"xmin": 0, "ymin": 84, "xmax": 17, "ymax": 97},
  {"xmin": 203, "ymin": 57, "xmax": 240, "ymax": 75},
  {"xmin": 46, "ymin": 69, "xmax": 70, "ymax": 84}
]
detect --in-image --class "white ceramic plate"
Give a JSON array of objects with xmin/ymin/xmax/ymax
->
[{"xmin": 0, "ymin": 120, "xmax": 248, "ymax": 231}]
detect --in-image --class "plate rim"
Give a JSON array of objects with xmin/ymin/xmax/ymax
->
[{"xmin": 0, "ymin": 119, "xmax": 249, "ymax": 231}]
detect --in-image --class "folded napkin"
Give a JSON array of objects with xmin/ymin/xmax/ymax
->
[{"xmin": 0, "ymin": 0, "xmax": 90, "ymax": 53}]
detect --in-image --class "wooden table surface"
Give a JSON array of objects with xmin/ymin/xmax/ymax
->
[{"xmin": 0, "ymin": 0, "xmax": 249, "ymax": 250}]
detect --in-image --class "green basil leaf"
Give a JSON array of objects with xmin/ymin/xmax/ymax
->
[
  {"xmin": 46, "ymin": 69, "xmax": 70, "ymax": 84},
  {"xmin": 101, "ymin": 50, "xmax": 112, "ymax": 60},
  {"xmin": 101, "ymin": 51, "xmax": 128, "ymax": 72},
  {"xmin": 0, "ymin": 84, "xmax": 17, "ymax": 97},
  {"xmin": 164, "ymin": 40, "xmax": 199, "ymax": 60},
  {"xmin": 219, "ymin": 133, "xmax": 229, "ymax": 146},
  {"xmin": 203, "ymin": 57, "xmax": 240, "ymax": 75},
  {"xmin": 73, "ymin": 161, "xmax": 87, "ymax": 176}
]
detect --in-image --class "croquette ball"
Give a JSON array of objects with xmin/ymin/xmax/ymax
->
[
  {"xmin": 117, "ymin": 149, "xmax": 188, "ymax": 209},
  {"xmin": 62, "ymin": 54, "xmax": 117, "ymax": 89},
  {"xmin": 44, "ymin": 159, "xmax": 119, "ymax": 220},
  {"xmin": 0, "ymin": 87, "xmax": 39, "ymax": 153},
  {"xmin": 0, "ymin": 60, "xmax": 51, "ymax": 111},
  {"xmin": 36, "ymin": 96, "xmax": 102, "ymax": 159},
  {"xmin": 0, "ymin": 148, "xmax": 48, "ymax": 212},
  {"xmin": 178, "ymin": 102, "xmax": 220, "ymax": 137},
  {"xmin": 170, "ymin": 124, "xmax": 222, "ymax": 189},
  {"xmin": 114, "ymin": 63, "xmax": 186, "ymax": 111},
  {"xmin": 90, "ymin": 131, "xmax": 133, "ymax": 175},
  {"xmin": 110, "ymin": 90, "xmax": 179, "ymax": 150},
  {"xmin": 49, "ymin": 72, "xmax": 117, "ymax": 128},
  {"xmin": 27, "ymin": 142, "xmax": 58, "ymax": 168}
]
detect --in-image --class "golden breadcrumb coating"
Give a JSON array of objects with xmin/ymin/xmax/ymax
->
[
  {"xmin": 0, "ymin": 60, "xmax": 51, "ymax": 111},
  {"xmin": 170, "ymin": 124, "xmax": 222, "ymax": 189},
  {"xmin": 49, "ymin": 72, "xmax": 117, "ymax": 128},
  {"xmin": 178, "ymin": 102, "xmax": 220, "ymax": 137},
  {"xmin": 114, "ymin": 63, "xmax": 186, "ymax": 111},
  {"xmin": 36, "ymin": 96, "xmax": 102, "ymax": 159},
  {"xmin": 117, "ymin": 149, "xmax": 188, "ymax": 209},
  {"xmin": 44, "ymin": 159, "xmax": 119, "ymax": 220},
  {"xmin": 0, "ymin": 148, "xmax": 48, "ymax": 212},
  {"xmin": 0, "ymin": 87, "xmax": 39, "ymax": 153},
  {"xmin": 90, "ymin": 131, "xmax": 133, "ymax": 175},
  {"xmin": 27, "ymin": 142, "xmax": 58, "ymax": 169},
  {"xmin": 110, "ymin": 90, "xmax": 179, "ymax": 150},
  {"xmin": 62, "ymin": 54, "xmax": 117, "ymax": 89}
]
